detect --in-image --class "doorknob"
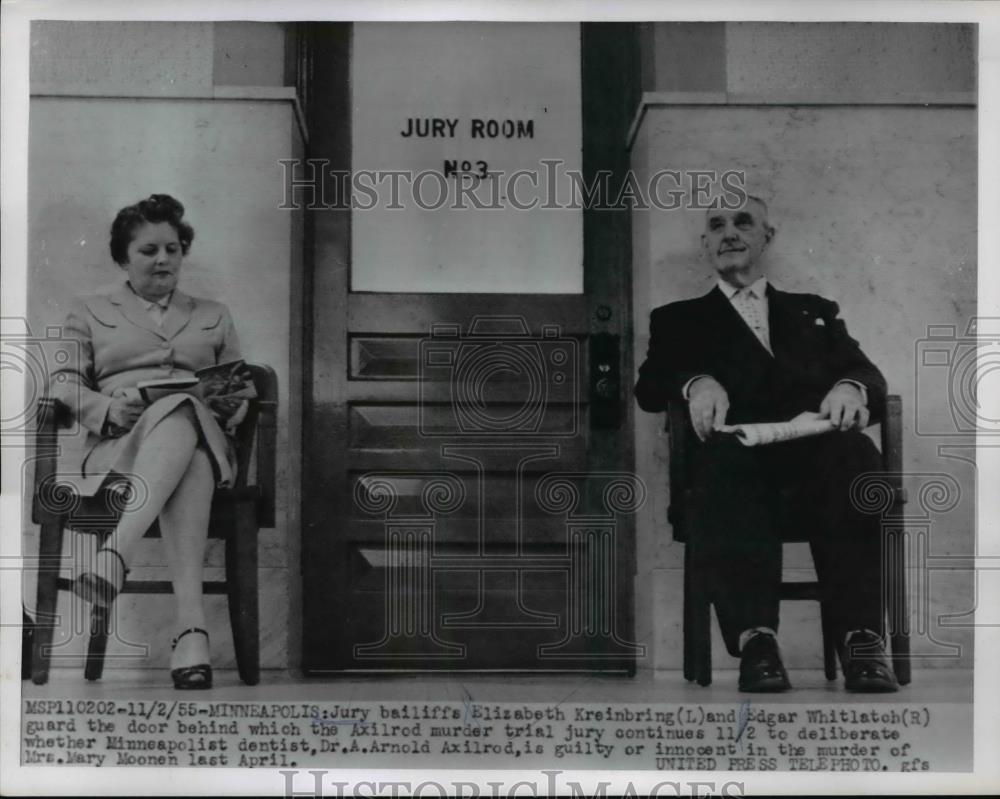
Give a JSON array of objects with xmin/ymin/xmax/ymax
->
[{"xmin": 590, "ymin": 332, "xmax": 621, "ymax": 429}]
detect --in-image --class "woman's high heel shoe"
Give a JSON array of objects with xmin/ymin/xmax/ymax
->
[
  {"xmin": 170, "ymin": 627, "xmax": 213, "ymax": 690},
  {"xmin": 72, "ymin": 547, "xmax": 128, "ymax": 607}
]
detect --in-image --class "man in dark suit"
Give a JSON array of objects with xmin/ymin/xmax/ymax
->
[{"xmin": 635, "ymin": 196, "xmax": 898, "ymax": 692}]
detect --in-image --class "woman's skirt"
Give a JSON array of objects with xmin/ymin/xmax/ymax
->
[{"xmin": 56, "ymin": 394, "xmax": 237, "ymax": 497}]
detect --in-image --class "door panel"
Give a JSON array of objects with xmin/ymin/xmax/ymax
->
[
  {"xmin": 303, "ymin": 23, "xmax": 639, "ymax": 672},
  {"xmin": 330, "ymin": 295, "xmax": 637, "ymax": 670}
]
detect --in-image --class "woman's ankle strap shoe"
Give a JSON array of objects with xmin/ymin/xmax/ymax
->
[
  {"xmin": 171, "ymin": 628, "xmax": 212, "ymax": 690},
  {"xmin": 171, "ymin": 627, "xmax": 210, "ymax": 649}
]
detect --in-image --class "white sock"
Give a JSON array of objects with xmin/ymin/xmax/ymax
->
[{"xmin": 739, "ymin": 626, "xmax": 778, "ymax": 652}]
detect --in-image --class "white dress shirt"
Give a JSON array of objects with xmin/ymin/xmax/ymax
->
[{"xmin": 718, "ymin": 276, "xmax": 772, "ymax": 354}]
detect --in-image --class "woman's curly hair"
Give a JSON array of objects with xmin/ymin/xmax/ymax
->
[{"xmin": 109, "ymin": 194, "xmax": 195, "ymax": 265}]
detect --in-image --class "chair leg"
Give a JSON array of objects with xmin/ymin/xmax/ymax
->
[
  {"xmin": 819, "ymin": 601, "xmax": 838, "ymax": 680},
  {"xmin": 22, "ymin": 608, "xmax": 35, "ymax": 680},
  {"xmin": 891, "ymin": 631, "xmax": 911, "ymax": 686},
  {"xmin": 84, "ymin": 604, "xmax": 111, "ymax": 681},
  {"xmin": 31, "ymin": 521, "xmax": 65, "ymax": 685},
  {"xmin": 693, "ymin": 601, "xmax": 712, "ymax": 687},
  {"xmin": 685, "ymin": 545, "xmax": 712, "ymax": 686},
  {"xmin": 226, "ymin": 503, "xmax": 260, "ymax": 686},
  {"xmin": 682, "ymin": 547, "xmax": 695, "ymax": 682},
  {"xmin": 887, "ymin": 530, "xmax": 912, "ymax": 686}
]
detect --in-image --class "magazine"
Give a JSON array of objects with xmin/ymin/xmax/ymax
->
[{"xmin": 136, "ymin": 359, "xmax": 252, "ymax": 403}]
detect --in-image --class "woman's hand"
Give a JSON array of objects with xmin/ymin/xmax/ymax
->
[
  {"xmin": 207, "ymin": 395, "xmax": 244, "ymax": 417},
  {"xmin": 197, "ymin": 372, "xmax": 230, "ymax": 400},
  {"xmin": 200, "ymin": 366, "xmax": 253, "ymax": 400},
  {"xmin": 107, "ymin": 389, "xmax": 145, "ymax": 432},
  {"xmin": 207, "ymin": 395, "xmax": 250, "ymax": 433},
  {"xmin": 199, "ymin": 364, "xmax": 255, "ymax": 431},
  {"xmin": 226, "ymin": 367, "xmax": 254, "ymax": 394}
]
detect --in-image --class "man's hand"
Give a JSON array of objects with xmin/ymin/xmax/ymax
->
[
  {"xmin": 819, "ymin": 382, "xmax": 869, "ymax": 431},
  {"xmin": 688, "ymin": 376, "xmax": 729, "ymax": 441},
  {"xmin": 107, "ymin": 390, "xmax": 145, "ymax": 432}
]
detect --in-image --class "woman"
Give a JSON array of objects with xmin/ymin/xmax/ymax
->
[{"xmin": 51, "ymin": 194, "xmax": 250, "ymax": 690}]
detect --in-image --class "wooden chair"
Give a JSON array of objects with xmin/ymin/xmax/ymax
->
[
  {"xmin": 666, "ymin": 395, "xmax": 911, "ymax": 687},
  {"xmin": 29, "ymin": 364, "xmax": 277, "ymax": 686}
]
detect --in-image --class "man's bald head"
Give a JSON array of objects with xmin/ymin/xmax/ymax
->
[
  {"xmin": 704, "ymin": 194, "xmax": 770, "ymax": 224},
  {"xmin": 701, "ymin": 196, "xmax": 776, "ymax": 288}
]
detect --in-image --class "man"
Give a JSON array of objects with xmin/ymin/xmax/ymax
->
[{"xmin": 634, "ymin": 196, "xmax": 898, "ymax": 693}]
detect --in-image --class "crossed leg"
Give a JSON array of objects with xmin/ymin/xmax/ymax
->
[{"xmin": 101, "ymin": 404, "xmax": 216, "ymax": 671}]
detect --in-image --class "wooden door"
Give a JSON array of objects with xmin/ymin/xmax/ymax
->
[{"xmin": 302, "ymin": 23, "xmax": 640, "ymax": 672}]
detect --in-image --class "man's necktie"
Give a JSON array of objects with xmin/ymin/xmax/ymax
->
[{"xmin": 732, "ymin": 287, "xmax": 772, "ymax": 354}]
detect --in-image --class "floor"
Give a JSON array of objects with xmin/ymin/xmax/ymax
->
[{"xmin": 24, "ymin": 667, "xmax": 972, "ymax": 704}]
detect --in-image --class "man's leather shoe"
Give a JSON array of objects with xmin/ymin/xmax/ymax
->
[
  {"xmin": 842, "ymin": 630, "xmax": 899, "ymax": 693},
  {"xmin": 739, "ymin": 632, "xmax": 791, "ymax": 692}
]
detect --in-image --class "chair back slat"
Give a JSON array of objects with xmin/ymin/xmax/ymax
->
[{"xmin": 880, "ymin": 394, "xmax": 906, "ymax": 508}]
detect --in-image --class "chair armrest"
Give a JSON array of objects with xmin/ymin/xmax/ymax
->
[
  {"xmin": 244, "ymin": 364, "xmax": 278, "ymax": 528},
  {"xmin": 255, "ymin": 398, "xmax": 277, "ymax": 527}
]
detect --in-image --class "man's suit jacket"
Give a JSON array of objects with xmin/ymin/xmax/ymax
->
[{"xmin": 634, "ymin": 284, "xmax": 886, "ymax": 425}]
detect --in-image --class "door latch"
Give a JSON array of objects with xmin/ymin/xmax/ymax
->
[{"xmin": 590, "ymin": 332, "xmax": 621, "ymax": 429}]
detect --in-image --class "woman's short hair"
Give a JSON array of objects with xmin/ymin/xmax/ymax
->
[{"xmin": 109, "ymin": 194, "xmax": 195, "ymax": 265}]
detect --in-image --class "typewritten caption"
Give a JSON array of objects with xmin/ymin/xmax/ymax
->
[{"xmin": 21, "ymin": 700, "xmax": 970, "ymax": 771}]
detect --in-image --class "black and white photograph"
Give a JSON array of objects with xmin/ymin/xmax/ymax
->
[{"xmin": 1, "ymin": 0, "xmax": 997, "ymax": 795}]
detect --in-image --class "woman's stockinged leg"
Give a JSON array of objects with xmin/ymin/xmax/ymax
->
[
  {"xmin": 110, "ymin": 405, "xmax": 200, "ymax": 563},
  {"xmin": 159, "ymin": 446, "xmax": 215, "ymax": 671},
  {"xmin": 102, "ymin": 404, "xmax": 216, "ymax": 671}
]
